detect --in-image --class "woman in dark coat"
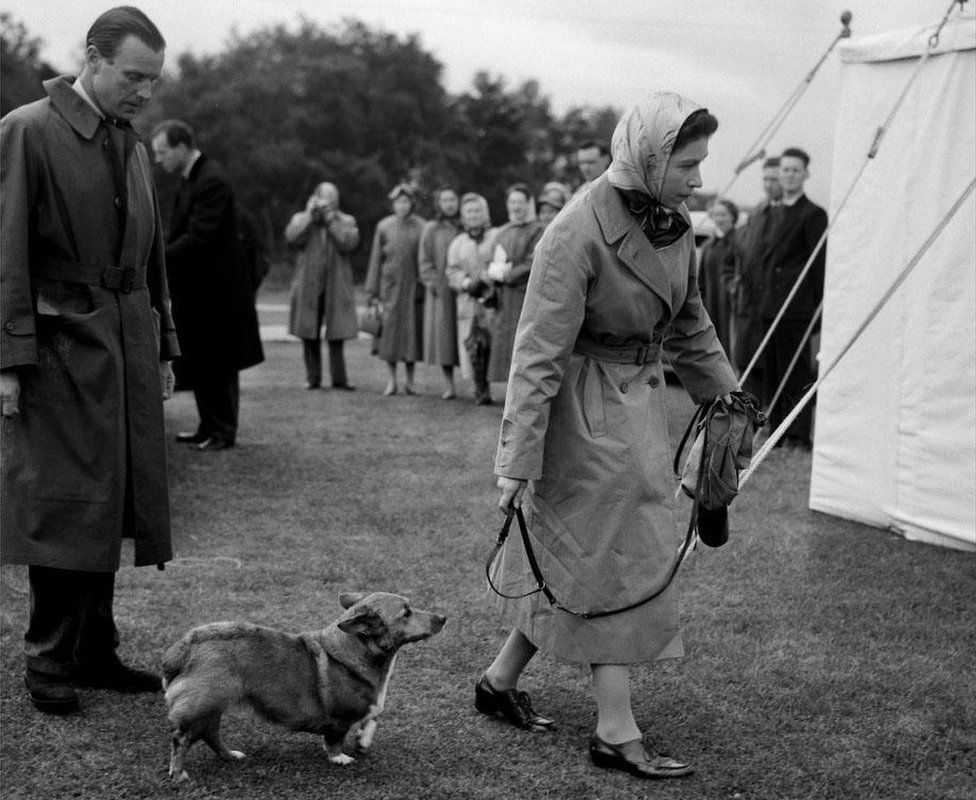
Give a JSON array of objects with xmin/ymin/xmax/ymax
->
[
  {"xmin": 419, "ymin": 187, "xmax": 462, "ymax": 398},
  {"xmin": 480, "ymin": 93, "xmax": 739, "ymax": 780},
  {"xmin": 697, "ymin": 198, "xmax": 740, "ymax": 357},
  {"xmin": 365, "ymin": 185, "xmax": 426, "ymax": 395},
  {"xmin": 485, "ymin": 184, "xmax": 544, "ymax": 383}
]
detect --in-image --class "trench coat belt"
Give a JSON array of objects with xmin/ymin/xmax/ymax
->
[
  {"xmin": 572, "ymin": 337, "xmax": 662, "ymax": 365},
  {"xmin": 37, "ymin": 259, "xmax": 146, "ymax": 293}
]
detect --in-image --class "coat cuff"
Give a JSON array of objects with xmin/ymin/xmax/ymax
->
[{"xmin": 1, "ymin": 315, "xmax": 37, "ymax": 370}]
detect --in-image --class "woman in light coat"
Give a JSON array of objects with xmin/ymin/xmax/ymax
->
[
  {"xmin": 478, "ymin": 93, "xmax": 739, "ymax": 780},
  {"xmin": 419, "ymin": 187, "xmax": 462, "ymax": 398},
  {"xmin": 286, "ymin": 182, "xmax": 360, "ymax": 390},
  {"xmin": 365, "ymin": 184, "xmax": 426, "ymax": 395},
  {"xmin": 446, "ymin": 193, "xmax": 498, "ymax": 405}
]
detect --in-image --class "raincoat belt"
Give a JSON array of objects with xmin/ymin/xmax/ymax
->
[
  {"xmin": 573, "ymin": 336, "xmax": 662, "ymax": 365},
  {"xmin": 37, "ymin": 259, "xmax": 146, "ymax": 293}
]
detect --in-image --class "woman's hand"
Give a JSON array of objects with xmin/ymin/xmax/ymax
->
[{"xmin": 497, "ymin": 476, "xmax": 528, "ymax": 511}]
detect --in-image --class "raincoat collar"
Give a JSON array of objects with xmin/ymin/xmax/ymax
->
[{"xmin": 44, "ymin": 76, "xmax": 102, "ymax": 141}]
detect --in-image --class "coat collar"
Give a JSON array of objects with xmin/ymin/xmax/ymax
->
[
  {"xmin": 590, "ymin": 175, "xmax": 690, "ymax": 313},
  {"xmin": 44, "ymin": 76, "xmax": 102, "ymax": 141}
]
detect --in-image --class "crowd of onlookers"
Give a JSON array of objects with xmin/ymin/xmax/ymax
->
[
  {"xmin": 286, "ymin": 141, "xmax": 611, "ymax": 405},
  {"xmin": 288, "ymin": 141, "xmax": 826, "ymax": 455}
]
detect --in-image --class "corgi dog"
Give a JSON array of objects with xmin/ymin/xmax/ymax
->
[{"xmin": 161, "ymin": 591, "xmax": 446, "ymax": 782}]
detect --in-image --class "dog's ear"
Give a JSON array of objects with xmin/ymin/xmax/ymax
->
[
  {"xmin": 337, "ymin": 605, "xmax": 377, "ymax": 636},
  {"xmin": 338, "ymin": 592, "xmax": 366, "ymax": 609}
]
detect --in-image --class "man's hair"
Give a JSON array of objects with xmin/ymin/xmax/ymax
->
[
  {"xmin": 577, "ymin": 139, "xmax": 609, "ymax": 156},
  {"xmin": 762, "ymin": 156, "xmax": 781, "ymax": 170},
  {"xmin": 674, "ymin": 109, "xmax": 719, "ymax": 153},
  {"xmin": 780, "ymin": 147, "xmax": 810, "ymax": 167},
  {"xmin": 86, "ymin": 6, "xmax": 165, "ymax": 58},
  {"xmin": 151, "ymin": 119, "xmax": 194, "ymax": 148}
]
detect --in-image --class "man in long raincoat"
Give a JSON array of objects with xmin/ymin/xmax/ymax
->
[{"xmin": 0, "ymin": 6, "xmax": 177, "ymax": 714}]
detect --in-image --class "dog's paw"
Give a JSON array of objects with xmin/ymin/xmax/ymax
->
[
  {"xmin": 169, "ymin": 769, "xmax": 189, "ymax": 783},
  {"xmin": 328, "ymin": 753, "xmax": 356, "ymax": 766},
  {"xmin": 225, "ymin": 749, "xmax": 245, "ymax": 761}
]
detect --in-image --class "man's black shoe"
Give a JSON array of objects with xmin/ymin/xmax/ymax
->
[
  {"xmin": 25, "ymin": 671, "xmax": 79, "ymax": 714},
  {"xmin": 74, "ymin": 659, "xmax": 161, "ymax": 693}
]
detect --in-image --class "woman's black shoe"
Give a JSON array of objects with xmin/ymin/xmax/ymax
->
[
  {"xmin": 474, "ymin": 674, "xmax": 555, "ymax": 731},
  {"xmin": 589, "ymin": 733, "xmax": 694, "ymax": 779}
]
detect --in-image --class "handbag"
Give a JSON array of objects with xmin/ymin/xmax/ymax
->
[{"xmin": 356, "ymin": 304, "xmax": 383, "ymax": 339}]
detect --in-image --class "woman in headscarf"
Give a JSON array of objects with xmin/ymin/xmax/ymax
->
[
  {"xmin": 698, "ymin": 197, "xmax": 740, "ymax": 357},
  {"xmin": 365, "ymin": 184, "xmax": 427, "ymax": 395},
  {"xmin": 477, "ymin": 93, "xmax": 739, "ymax": 780},
  {"xmin": 485, "ymin": 183, "xmax": 544, "ymax": 385},
  {"xmin": 419, "ymin": 187, "xmax": 462, "ymax": 399},
  {"xmin": 446, "ymin": 193, "xmax": 498, "ymax": 405}
]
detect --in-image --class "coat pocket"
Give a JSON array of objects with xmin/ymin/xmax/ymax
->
[{"xmin": 579, "ymin": 359, "xmax": 608, "ymax": 438}]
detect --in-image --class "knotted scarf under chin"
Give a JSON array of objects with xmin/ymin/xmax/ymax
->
[{"xmin": 618, "ymin": 189, "xmax": 690, "ymax": 248}]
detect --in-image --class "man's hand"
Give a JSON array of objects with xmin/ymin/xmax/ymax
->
[
  {"xmin": 0, "ymin": 371, "xmax": 21, "ymax": 417},
  {"xmin": 160, "ymin": 361, "xmax": 175, "ymax": 401},
  {"xmin": 497, "ymin": 476, "xmax": 528, "ymax": 511}
]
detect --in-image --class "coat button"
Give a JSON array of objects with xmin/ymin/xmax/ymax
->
[
  {"xmin": 648, "ymin": 376, "xmax": 660, "ymax": 388},
  {"xmin": 620, "ymin": 381, "xmax": 629, "ymax": 393},
  {"xmin": 114, "ymin": 196, "xmax": 123, "ymax": 209}
]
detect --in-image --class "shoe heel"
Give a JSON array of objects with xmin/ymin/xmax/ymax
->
[
  {"xmin": 589, "ymin": 748, "xmax": 617, "ymax": 769},
  {"xmin": 474, "ymin": 689, "xmax": 498, "ymax": 715}
]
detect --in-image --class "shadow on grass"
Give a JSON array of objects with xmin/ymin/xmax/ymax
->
[{"xmin": 2, "ymin": 339, "xmax": 974, "ymax": 799}]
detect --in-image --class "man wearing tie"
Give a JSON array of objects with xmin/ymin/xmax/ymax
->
[{"xmin": 151, "ymin": 119, "xmax": 263, "ymax": 451}]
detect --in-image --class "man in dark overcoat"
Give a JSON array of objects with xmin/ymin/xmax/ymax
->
[
  {"xmin": 151, "ymin": 119, "xmax": 263, "ymax": 451},
  {"xmin": 732, "ymin": 155, "xmax": 782, "ymax": 398},
  {"xmin": 741, "ymin": 147, "xmax": 827, "ymax": 449},
  {"xmin": 0, "ymin": 7, "xmax": 178, "ymax": 714}
]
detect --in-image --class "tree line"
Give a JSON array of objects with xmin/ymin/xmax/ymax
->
[{"xmin": 1, "ymin": 14, "xmax": 619, "ymax": 281}]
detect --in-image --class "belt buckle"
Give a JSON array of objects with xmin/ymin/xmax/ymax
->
[
  {"xmin": 102, "ymin": 266, "xmax": 135, "ymax": 293},
  {"xmin": 635, "ymin": 344, "xmax": 648, "ymax": 365}
]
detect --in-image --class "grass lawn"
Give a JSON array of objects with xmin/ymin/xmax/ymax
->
[{"xmin": 2, "ymin": 338, "xmax": 974, "ymax": 799}]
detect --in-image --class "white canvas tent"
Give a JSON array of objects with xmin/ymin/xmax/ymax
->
[{"xmin": 809, "ymin": 13, "xmax": 976, "ymax": 552}]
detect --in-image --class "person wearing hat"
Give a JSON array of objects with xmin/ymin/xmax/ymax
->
[
  {"xmin": 479, "ymin": 92, "xmax": 740, "ymax": 780},
  {"xmin": 365, "ymin": 184, "xmax": 427, "ymax": 395},
  {"xmin": 537, "ymin": 182, "xmax": 572, "ymax": 227}
]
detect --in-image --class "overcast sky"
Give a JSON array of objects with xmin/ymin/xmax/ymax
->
[{"xmin": 1, "ymin": 0, "xmax": 945, "ymax": 205}]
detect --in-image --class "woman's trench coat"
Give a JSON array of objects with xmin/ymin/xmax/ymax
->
[
  {"xmin": 486, "ymin": 220, "xmax": 544, "ymax": 382},
  {"xmin": 419, "ymin": 217, "xmax": 461, "ymax": 367},
  {"xmin": 0, "ymin": 77, "xmax": 179, "ymax": 571},
  {"xmin": 493, "ymin": 175, "xmax": 738, "ymax": 663},
  {"xmin": 365, "ymin": 214, "xmax": 426, "ymax": 363},
  {"xmin": 286, "ymin": 209, "xmax": 360, "ymax": 342}
]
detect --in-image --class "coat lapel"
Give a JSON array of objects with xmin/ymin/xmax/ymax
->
[
  {"xmin": 171, "ymin": 156, "xmax": 205, "ymax": 233},
  {"xmin": 591, "ymin": 177, "xmax": 675, "ymax": 315}
]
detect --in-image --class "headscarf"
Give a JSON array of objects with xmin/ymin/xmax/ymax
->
[
  {"xmin": 460, "ymin": 192, "xmax": 491, "ymax": 241},
  {"xmin": 606, "ymin": 92, "xmax": 704, "ymax": 246}
]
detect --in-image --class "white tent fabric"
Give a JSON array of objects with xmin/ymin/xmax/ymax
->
[{"xmin": 809, "ymin": 13, "xmax": 976, "ymax": 552}]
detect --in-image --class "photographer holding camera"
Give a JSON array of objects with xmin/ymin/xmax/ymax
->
[{"xmin": 286, "ymin": 182, "xmax": 360, "ymax": 390}]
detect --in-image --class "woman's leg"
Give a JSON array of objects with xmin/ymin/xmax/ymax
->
[
  {"xmin": 384, "ymin": 362, "xmax": 397, "ymax": 396},
  {"xmin": 591, "ymin": 664, "xmax": 641, "ymax": 743},
  {"xmin": 441, "ymin": 366, "xmax": 456, "ymax": 399},
  {"xmin": 484, "ymin": 628, "xmax": 537, "ymax": 690},
  {"xmin": 404, "ymin": 362, "xmax": 416, "ymax": 394}
]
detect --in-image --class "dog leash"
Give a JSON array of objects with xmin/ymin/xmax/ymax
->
[{"xmin": 485, "ymin": 403, "xmax": 712, "ymax": 620}]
